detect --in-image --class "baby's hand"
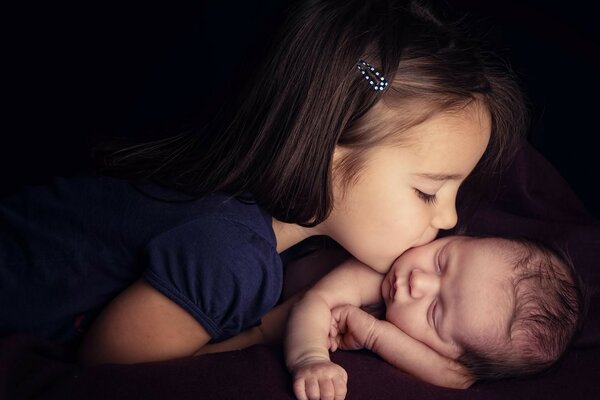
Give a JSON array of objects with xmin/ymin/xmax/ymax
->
[
  {"xmin": 292, "ymin": 359, "xmax": 348, "ymax": 400},
  {"xmin": 329, "ymin": 305, "xmax": 377, "ymax": 352}
]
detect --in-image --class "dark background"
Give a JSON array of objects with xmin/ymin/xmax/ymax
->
[{"xmin": 2, "ymin": 0, "xmax": 598, "ymax": 217}]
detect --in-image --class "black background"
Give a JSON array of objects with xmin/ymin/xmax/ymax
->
[{"xmin": 2, "ymin": 0, "xmax": 598, "ymax": 217}]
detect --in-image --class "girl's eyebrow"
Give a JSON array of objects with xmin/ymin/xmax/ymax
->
[{"xmin": 412, "ymin": 173, "xmax": 463, "ymax": 181}]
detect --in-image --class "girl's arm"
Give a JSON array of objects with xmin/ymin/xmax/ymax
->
[
  {"xmin": 80, "ymin": 279, "xmax": 211, "ymax": 365},
  {"xmin": 81, "ymin": 245, "xmax": 351, "ymax": 364},
  {"xmin": 197, "ymin": 245, "xmax": 352, "ymax": 356},
  {"xmin": 195, "ymin": 292, "xmax": 301, "ymax": 355},
  {"xmin": 285, "ymin": 259, "xmax": 383, "ymax": 400},
  {"xmin": 331, "ymin": 305, "xmax": 474, "ymax": 389}
]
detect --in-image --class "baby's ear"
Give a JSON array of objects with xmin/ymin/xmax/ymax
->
[
  {"xmin": 446, "ymin": 360, "xmax": 475, "ymax": 389},
  {"xmin": 415, "ymin": 353, "xmax": 474, "ymax": 389},
  {"xmin": 423, "ymin": 345, "xmax": 474, "ymax": 389},
  {"xmin": 441, "ymin": 345, "xmax": 474, "ymax": 388}
]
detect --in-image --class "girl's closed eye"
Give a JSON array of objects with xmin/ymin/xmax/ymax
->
[{"xmin": 414, "ymin": 188, "xmax": 438, "ymax": 205}]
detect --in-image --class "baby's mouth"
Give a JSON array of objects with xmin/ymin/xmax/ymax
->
[{"xmin": 389, "ymin": 275, "xmax": 397, "ymax": 301}]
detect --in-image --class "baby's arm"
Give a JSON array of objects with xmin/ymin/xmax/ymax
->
[
  {"xmin": 285, "ymin": 259, "xmax": 382, "ymax": 400},
  {"xmin": 331, "ymin": 305, "xmax": 473, "ymax": 389}
]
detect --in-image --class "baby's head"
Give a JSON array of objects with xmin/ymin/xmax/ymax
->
[
  {"xmin": 382, "ymin": 235, "xmax": 584, "ymax": 382},
  {"xmin": 457, "ymin": 237, "xmax": 584, "ymax": 381}
]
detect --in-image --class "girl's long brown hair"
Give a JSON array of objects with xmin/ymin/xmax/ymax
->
[{"xmin": 94, "ymin": 0, "xmax": 527, "ymax": 226}]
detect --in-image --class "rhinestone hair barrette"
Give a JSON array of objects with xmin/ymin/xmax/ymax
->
[{"xmin": 357, "ymin": 60, "xmax": 388, "ymax": 92}]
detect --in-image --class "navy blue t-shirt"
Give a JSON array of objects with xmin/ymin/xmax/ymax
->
[{"xmin": 0, "ymin": 175, "xmax": 282, "ymax": 342}]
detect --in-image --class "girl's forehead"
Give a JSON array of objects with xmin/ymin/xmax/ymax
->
[{"xmin": 368, "ymin": 98, "xmax": 491, "ymax": 147}]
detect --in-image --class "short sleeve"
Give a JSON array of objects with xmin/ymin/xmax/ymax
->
[{"xmin": 142, "ymin": 216, "xmax": 282, "ymax": 341}]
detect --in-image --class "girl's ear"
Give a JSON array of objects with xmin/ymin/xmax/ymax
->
[
  {"xmin": 330, "ymin": 145, "xmax": 349, "ymax": 186},
  {"xmin": 330, "ymin": 145, "xmax": 349, "ymax": 201},
  {"xmin": 331, "ymin": 145, "xmax": 349, "ymax": 170}
]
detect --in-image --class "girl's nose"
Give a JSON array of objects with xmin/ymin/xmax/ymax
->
[
  {"xmin": 431, "ymin": 200, "xmax": 458, "ymax": 231},
  {"xmin": 408, "ymin": 268, "xmax": 440, "ymax": 299}
]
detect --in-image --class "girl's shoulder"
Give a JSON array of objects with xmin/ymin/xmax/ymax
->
[
  {"xmin": 1, "ymin": 173, "xmax": 275, "ymax": 251},
  {"xmin": 128, "ymin": 180, "xmax": 276, "ymax": 248}
]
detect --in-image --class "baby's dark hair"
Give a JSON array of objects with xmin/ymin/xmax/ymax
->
[{"xmin": 457, "ymin": 237, "xmax": 585, "ymax": 382}]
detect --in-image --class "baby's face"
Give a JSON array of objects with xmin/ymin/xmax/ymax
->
[{"xmin": 382, "ymin": 236, "xmax": 514, "ymax": 359}]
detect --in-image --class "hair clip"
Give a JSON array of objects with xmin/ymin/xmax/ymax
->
[{"xmin": 357, "ymin": 60, "xmax": 389, "ymax": 92}]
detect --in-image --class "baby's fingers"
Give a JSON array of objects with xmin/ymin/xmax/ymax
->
[
  {"xmin": 329, "ymin": 321, "xmax": 340, "ymax": 352},
  {"xmin": 307, "ymin": 378, "xmax": 333, "ymax": 400},
  {"xmin": 292, "ymin": 377, "xmax": 328, "ymax": 400},
  {"xmin": 330, "ymin": 318, "xmax": 339, "ymax": 338},
  {"xmin": 292, "ymin": 363, "xmax": 348, "ymax": 400},
  {"xmin": 332, "ymin": 375, "xmax": 348, "ymax": 400},
  {"xmin": 314, "ymin": 376, "xmax": 347, "ymax": 400},
  {"xmin": 295, "ymin": 377, "xmax": 347, "ymax": 400},
  {"xmin": 328, "ymin": 335, "xmax": 339, "ymax": 352}
]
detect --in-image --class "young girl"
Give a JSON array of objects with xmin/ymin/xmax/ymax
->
[{"xmin": 0, "ymin": 0, "xmax": 525, "ymax": 369}]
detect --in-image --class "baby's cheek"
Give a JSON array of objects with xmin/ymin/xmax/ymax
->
[
  {"xmin": 388, "ymin": 306, "xmax": 428, "ymax": 341},
  {"xmin": 386, "ymin": 306, "xmax": 410, "ymax": 331}
]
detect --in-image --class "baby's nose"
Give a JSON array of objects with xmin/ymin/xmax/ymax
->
[{"xmin": 408, "ymin": 268, "xmax": 439, "ymax": 299}]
